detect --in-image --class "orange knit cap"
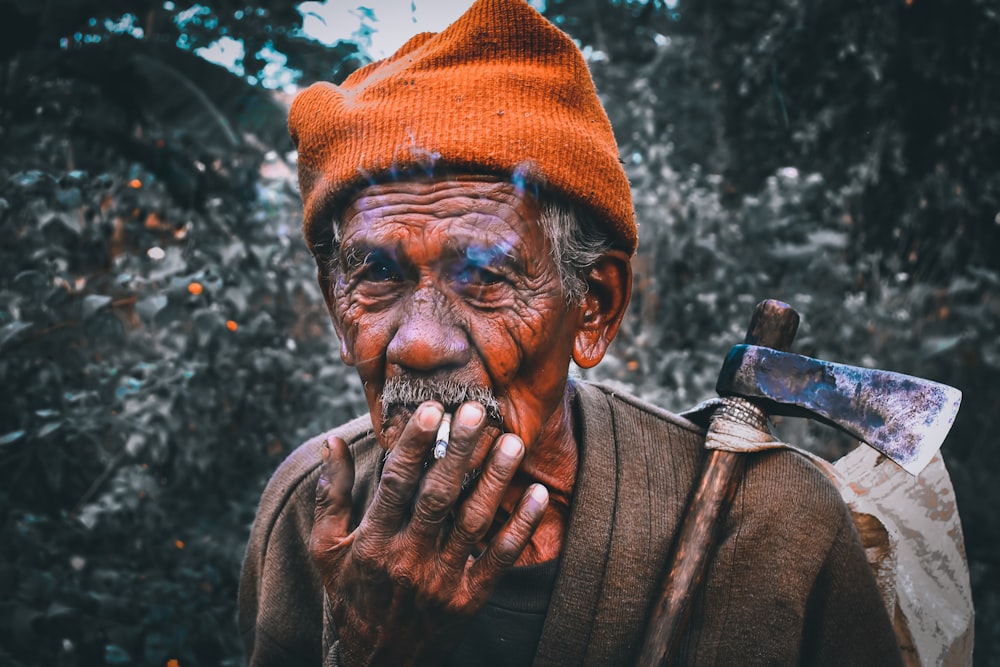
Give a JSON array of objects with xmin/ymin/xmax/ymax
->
[{"xmin": 288, "ymin": 0, "xmax": 637, "ymax": 257}]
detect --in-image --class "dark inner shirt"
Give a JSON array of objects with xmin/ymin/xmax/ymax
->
[{"xmin": 446, "ymin": 558, "xmax": 560, "ymax": 667}]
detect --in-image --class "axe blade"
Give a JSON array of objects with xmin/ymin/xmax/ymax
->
[{"xmin": 717, "ymin": 344, "xmax": 963, "ymax": 475}]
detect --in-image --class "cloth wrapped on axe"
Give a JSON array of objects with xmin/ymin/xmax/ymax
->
[{"xmin": 643, "ymin": 300, "xmax": 973, "ymax": 667}]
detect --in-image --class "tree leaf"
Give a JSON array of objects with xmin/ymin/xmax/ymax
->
[
  {"xmin": 104, "ymin": 644, "xmax": 132, "ymax": 664},
  {"xmin": 136, "ymin": 294, "xmax": 169, "ymax": 321},
  {"xmin": 82, "ymin": 295, "xmax": 112, "ymax": 318},
  {"xmin": 0, "ymin": 430, "xmax": 26, "ymax": 448},
  {"xmin": 0, "ymin": 321, "xmax": 32, "ymax": 349},
  {"xmin": 37, "ymin": 422, "xmax": 62, "ymax": 438}
]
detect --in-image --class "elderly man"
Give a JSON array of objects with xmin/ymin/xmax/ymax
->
[{"xmin": 238, "ymin": 0, "xmax": 903, "ymax": 665}]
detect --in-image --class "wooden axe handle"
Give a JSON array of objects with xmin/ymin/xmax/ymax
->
[{"xmin": 637, "ymin": 299, "xmax": 800, "ymax": 666}]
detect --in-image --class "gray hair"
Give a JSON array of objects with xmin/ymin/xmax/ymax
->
[
  {"xmin": 321, "ymin": 194, "xmax": 611, "ymax": 305},
  {"xmin": 535, "ymin": 199, "xmax": 611, "ymax": 304}
]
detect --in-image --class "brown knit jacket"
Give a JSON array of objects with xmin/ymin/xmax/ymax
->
[{"xmin": 238, "ymin": 380, "xmax": 903, "ymax": 666}]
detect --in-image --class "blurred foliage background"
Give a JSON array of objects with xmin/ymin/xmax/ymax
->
[{"xmin": 0, "ymin": 0, "xmax": 996, "ymax": 664}]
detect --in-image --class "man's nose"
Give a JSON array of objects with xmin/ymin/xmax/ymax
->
[{"xmin": 386, "ymin": 287, "xmax": 471, "ymax": 372}]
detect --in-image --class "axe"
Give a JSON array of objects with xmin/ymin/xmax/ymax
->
[{"xmin": 636, "ymin": 300, "xmax": 962, "ymax": 666}]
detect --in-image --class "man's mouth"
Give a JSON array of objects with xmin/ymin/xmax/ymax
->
[{"xmin": 378, "ymin": 376, "xmax": 503, "ymax": 430}]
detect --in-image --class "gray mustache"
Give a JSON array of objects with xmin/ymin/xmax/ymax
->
[{"xmin": 380, "ymin": 377, "xmax": 502, "ymax": 423}]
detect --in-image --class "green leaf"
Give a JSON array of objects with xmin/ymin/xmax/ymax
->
[
  {"xmin": 104, "ymin": 644, "xmax": 132, "ymax": 664},
  {"xmin": 0, "ymin": 321, "xmax": 32, "ymax": 348},
  {"xmin": 0, "ymin": 430, "xmax": 26, "ymax": 446},
  {"xmin": 149, "ymin": 247, "xmax": 187, "ymax": 281},
  {"xmin": 922, "ymin": 334, "xmax": 964, "ymax": 357},
  {"xmin": 37, "ymin": 422, "xmax": 62, "ymax": 438},
  {"xmin": 82, "ymin": 295, "xmax": 112, "ymax": 318},
  {"xmin": 136, "ymin": 295, "xmax": 169, "ymax": 321}
]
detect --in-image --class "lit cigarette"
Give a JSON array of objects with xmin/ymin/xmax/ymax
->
[{"xmin": 433, "ymin": 413, "xmax": 452, "ymax": 460}]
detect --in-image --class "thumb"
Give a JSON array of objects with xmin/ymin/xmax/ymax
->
[{"xmin": 311, "ymin": 436, "xmax": 356, "ymax": 555}]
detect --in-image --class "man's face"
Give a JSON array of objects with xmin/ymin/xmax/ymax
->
[{"xmin": 327, "ymin": 177, "xmax": 581, "ymax": 458}]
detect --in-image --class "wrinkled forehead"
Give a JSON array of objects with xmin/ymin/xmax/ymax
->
[
  {"xmin": 343, "ymin": 175, "xmax": 539, "ymax": 215},
  {"xmin": 339, "ymin": 176, "xmax": 547, "ymax": 250}
]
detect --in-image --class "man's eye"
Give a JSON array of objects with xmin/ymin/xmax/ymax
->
[
  {"xmin": 457, "ymin": 266, "xmax": 504, "ymax": 286},
  {"xmin": 360, "ymin": 256, "xmax": 401, "ymax": 282}
]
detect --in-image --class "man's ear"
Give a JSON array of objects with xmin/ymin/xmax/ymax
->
[
  {"xmin": 572, "ymin": 250, "xmax": 632, "ymax": 369},
  {"xmin": 319, "ymin": 268, "xmax": 356, "ymax": 366}
]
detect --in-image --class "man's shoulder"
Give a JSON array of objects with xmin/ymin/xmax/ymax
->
[
  {"xmin": 574, "ymin": 379, "xmax": 705, "ymax": 438},
  {"xmin": 575, "ymin": 379, "xmax": 846, "ymax": 518}
]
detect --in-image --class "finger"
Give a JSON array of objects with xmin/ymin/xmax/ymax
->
[
  {"xmin": 408, "ymin": 401, "xmax": 487, "ymax": 538},
  {"xmin": 441, "ymin": 433, "xmax": 524, "ymax": 567},
  {"xmin": 429, "ymin": 400, "xmax": 486, "ymax": 467},
  {"xmin": 311, "ymin": 436, "xmax": 356, "ymax": 559},
  {"xmin": 363, "ymin": 401, "xmax": 442, "ymax": 533},
  {"xmin": 466, "ymin": 484, "xmax": 548, "ymax": 600}
]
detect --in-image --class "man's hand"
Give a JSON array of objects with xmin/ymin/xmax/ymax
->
[{"xmin": 311, "ymin": 401, "xmax": 549, "ymax": 667}]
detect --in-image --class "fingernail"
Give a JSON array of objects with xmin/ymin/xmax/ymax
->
[
  {"xmin": 527, "ymin": 484, "xmax": 549, "ymax": 510},
  {"xmin": 417, "ymin": 402, "xmax": 443, "ymax": 429},
  {"xmin": 499, "ymin": 434, "xmax": 522, "ymax": 458},
  {"xmin": 457, "ymin": 401, "xmax": 484, "ymax": 427},
  {"xmin": 318, "ymin": 440, "xmax": 332, "ymax": 485}
]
